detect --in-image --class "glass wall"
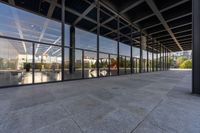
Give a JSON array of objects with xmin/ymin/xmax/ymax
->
[
  {"xmin": 84, "ymin": 51, "xmax": 97, "ymax": 78},
  {"xmin": 0, "ymin": 3, "xmax": 61, "ymax": 44},
  {"xmin": 34, "ymin": 44, "xmax": 61, "ymax": 83},
  {"xmin": 0, "ymin": 3, "xmax": 62, "ymax": 86},
  {"xmin": 64, "ymin": 48, "xmax": 83, "ymax": 80},
  {"xmin": 132, "ymin": 46, "xmax": 140, "ymax": 73},
  {"xmin": 0, "ymin": 2, "xmax": 164, "ymax": 87},
  {"xmin": 99, "ymin": 53, "xmax": 109, "ymax": 77},
  {"xmin": 119, "ymin": 42, "xmax": 130, "ymax": 74},
  {"xmin": 0, "ymin": 38, "xmax": 33, "ymax": 87},
  {"xmin": 110, "ymin": 54, "xmax": 118, "ymax": 76},
  {"xmin": 99, "ymin": 36, "xmax": 117, "ymax": 76},
  {"xmin": 76, "ymin": 28, "xmax": 97, "ymax": 51}
]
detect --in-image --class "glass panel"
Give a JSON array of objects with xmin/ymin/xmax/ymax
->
[
  {"xmin": 64, "ymin": 49, "xmax": 83, "ymax": 80},
  {"xmin": 132, "ymin": 46, "xmax": 140, "ymax": 58},
  {"xmin": 0, "ymin": 3, "xmax": 61, "ymax": 45},
  {"xmin": 126, "ymin": 57, "xmax": 131, "ymax": 74},
  {"xmin": 99, "ymin": 36, "xmax": 117, "ymax": 54},
  {"xmin": 132, "ymin": 58, "xmax": 136, "ymax": 73},
  {"xmin": 84, "ymin": 51, "xmax": 97, "ymax": 78},
  {"xmin": 99, "ymin": 53, "xmax": 109, "ymax": 77},
  {"xmin": 65, "ymin": 24, "xmax": 70, "ymax": 46},
  {"xmin": 74, "ymin": 49, "xmax": 83, "ymax": 78},
  {"xmin": 119, "ymin": 56, "xmax": 125, "ymax": 75},
  {"xmin": 0, "ymin": 38, "xmax": 33, "ymax": 86},
  {"xmin": 76, "ymin": 28, "xmax": 97, "ymax": 51},
  {"xmin": 119, "ymin": 42, "xmax": 130, "ymax": 56},
  {"xmin": 34, "ymin": 44, "xmax": 61, "ymax": 83},
  {"xmin": 64, "ymin": 47, "xmax": 69, "ymax": 79},
  {"xmin": 110, "ymin": 54, "xmax": 118, "ymax": 76},
  {"xmin": 135, "ymin": 58, "xmax": 139, "ymax": 73}
]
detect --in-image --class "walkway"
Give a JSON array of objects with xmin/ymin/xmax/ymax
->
[{"xmin": 0, "ymin": 70, "xmax": 200, "ymax": 133}]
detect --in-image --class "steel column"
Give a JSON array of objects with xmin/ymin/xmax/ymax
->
[
  {"xmin": 192, "ymin": 0, "xmax": 200, "ymax": 94},
  {"xmin": 156, "ymin": 45, "xmax": 158, "ymax": 71},
  {"xmin": 97, "ymin": 1, "xmax": 100, "ymax": 77},
  {"xmin": 117, "ymin": 16, "xmax": 120, "ymax": 75},
  {"xmin": 162, "ymin": 46, "xmax": 164, "ymax": 71},
  {"xmin": 82, "ymin": 50, "xmax": 84, "ymax": 78},
  {"xmin": 69, "ymin": 26, "xmax": 75, "ymax": 74},
  {"xmin": 108, "ymin": 54, "xmax": 111, "ymax": 76},
  {"xmin": 130, "ymin": 28, "xmax": 133, "ymax": 74},
  {"xmin": 152, "ymin": 42, "xmax": 154, "ymax": 72},
  {"xmin": 61, "ymin": 0, "xmax": 65, "ymax": 81},
  {"xmin": 147, "ymin": 37, "xmax": 149, "ymax": 72},
  {"xmin": 32, "ymin": 43, "xmax": 35, "ymax": 83},
  {"xmin": 160, "ymin": 43, "xmax": 162, "ymax": 71},
  {"xmin": 139, "ymin": 31, "xmax": 143, "ymax": 73}
]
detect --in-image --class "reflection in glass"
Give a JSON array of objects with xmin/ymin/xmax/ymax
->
[
  {"xmin": 0, "ymin": 3, "xmax": 61, "ymax": 45},
  {"xmin": 119, "ymin": 56, "xmax": 125, "ymax": 75},
  {"xmin": 0, "ymin": 38, "xmax": 33, "ymax": 86},
  {"xmin": 76, "ymin": 28, "xmax": 97, "ymax": 51},
  {"xmin": 99, "ymin": 53, "xmax": 109, "ymax": 77},
  {"xmin": 64, "ymin": 49, "xmax": 82, "ymax": 80},
  {"xmin": 34, "ymin": 44, "xmax": 61, "ymax": 83},
  {"xmin": 100, "ymin": 36, "xmax": 117, "ymax": 54},
  {"xmin": 84, "ymin": 51, "xmax": 97, "ymax": 78},
  {"xmin": 119, "ymin": 42, "xmax": 130, "ymax": 56},
  {"xmin": 110, "ymin": 55, "xmax": 118, "ymax": 76},
  {"xmin": 126, "ymin": 57, "xmax": 131, "ymax": 74}
]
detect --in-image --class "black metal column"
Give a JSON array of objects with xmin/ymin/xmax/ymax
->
[
  {"xmin": 131, "ymin": 46, "xmax": 133, "ymax": 74},
  {"xmin": 69, "ymin": 26, "xmax": 75, "ymax": 74},
  {"xmin": 165, "ymin": 48, "xmax": 166, "ymax": 70},
  {"xmin": 156, "ymin": 46, "xmax": 158, "ymax": 71},
  {"xmin": 147, "ymin": 37, "xmax": 149, "ymax": 72},
  {"xmin": 82, "ymin": 50, "xmax": 84, "ymax": 78},
  {"xmin": 130, "ymin": 28, "xmax": 133, "ymax": 74},
  {"xmin": 192, "ymin": 0, "xmax": 200, "ymax": 94},
  {"xmin": 108, "ymin": 54, "xmax": 111, "ymax": 76},
  {"xmin": 162, "ymin": 46, "xmax": 164, "ymax": 71},
  {"xmin": 32, "ymin": 43, "xmax": 35, "ymax": 84},
  {"xmin": 167, "ymin": 50, "xmax": 169, "ymax": 70},
  {"xmin": 117, "ymin": 16, "xmax": 120, "ymax": 75},
  {"xmin": 164, "ymin": 47, "xmax": 165, "ymax": 71},
  {"xmin": 61, "ymin": 0, "xmax": 65, "ymax": 81},
  {"xmin": 165, "ymin": 48, "xmax": 167, "ymax": 70},
  {"xmin": 139, "ymin": 31, "xmax": 143, "ymax": 73},
  {"xmin": 160, "ymin": 43, "xmax": 161, "ymax": 71},
  {"xmin": 97, "ymin": 1, "xmax": 100, "ymax": 77},
  {"xmin": 152, "ymin": 43, "xmax": 154, "ymax": 72}
]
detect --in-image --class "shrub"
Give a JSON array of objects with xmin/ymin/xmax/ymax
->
[
  {"xmin": 176, "ymin": 56, "xmax": 187, "ymax": 67},
  {"xmin": 179, "ymin": 60, "xmax": 192, "ymax": 69}
]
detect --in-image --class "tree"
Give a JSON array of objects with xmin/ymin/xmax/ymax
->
[
  {"xmin": 176, "ymin": 56, "xmax": 187, "ymax": 67},
  {"xmin": 180, "ymin": 60, "xmax": 192, "ymax": 69}
]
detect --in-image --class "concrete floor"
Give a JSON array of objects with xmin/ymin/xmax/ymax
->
[{"xmin": 0, "ymin": 70, "xmax": 200, "ymax": 133}]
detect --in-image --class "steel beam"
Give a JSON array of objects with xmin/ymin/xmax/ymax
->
[
  {"xmin": 143, "ymin": 13, "xmax": 192, "ymax": 31},
  {"xmin": 134, "ymin": 0, "xmax": 190, "ymax": 23},
  {"xmin": 146, "ymin": 0, "xmax": 183, "ymax": 51},
  {"xmin": 73, "ymin": 3, "xmax": 95, "ymax": 26}
]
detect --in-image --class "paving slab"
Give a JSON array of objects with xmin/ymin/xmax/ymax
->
[{"xmin": 0, "ymin": 70, "xmax": 199, "ymax": 133}]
